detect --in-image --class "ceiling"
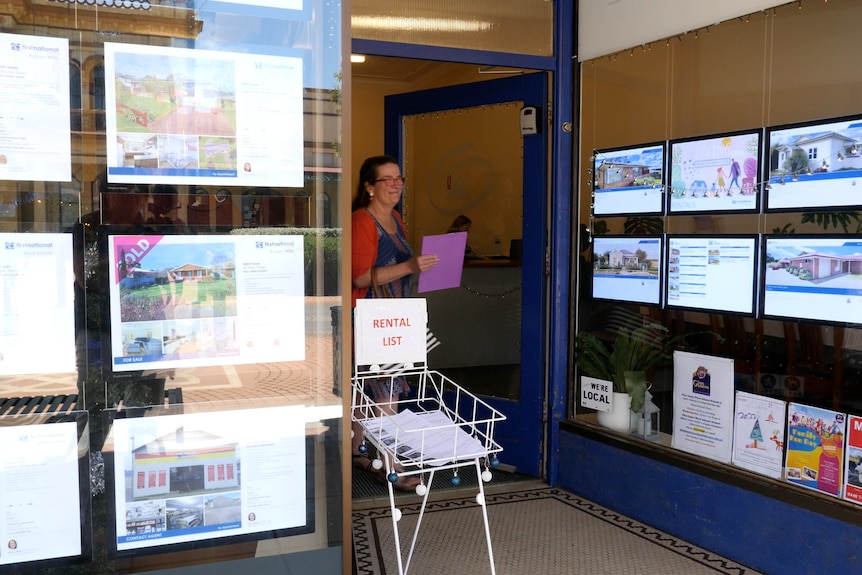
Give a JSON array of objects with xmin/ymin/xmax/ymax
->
[{"xmin": 351, "ymin": 55, "xmax": 528, "ymax": 85}]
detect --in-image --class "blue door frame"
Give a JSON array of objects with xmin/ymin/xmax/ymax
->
[{"xmin": 383, "ymin": 73, "xmax": 547, "ymax": 476}]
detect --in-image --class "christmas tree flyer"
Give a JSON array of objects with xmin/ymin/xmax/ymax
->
[
  {"xmin": 731, "ymin": 391, "xmax": 786, "ymax": 479},
  {"xmin": 785, "ymin": 403, "xmax": 846, "ymax": 497}
]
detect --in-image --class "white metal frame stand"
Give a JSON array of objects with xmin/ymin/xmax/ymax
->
[{"xmin": 352, "ymin": 366, "xmax": 506, "ymax": 575}]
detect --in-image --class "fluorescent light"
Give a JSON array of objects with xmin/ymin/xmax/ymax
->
[
  {"xmin": 352, "ymin": 16, "xmax": 492, "ymax": 33},
  {"xmin": 350, "ymin": 54, "xmax": 366, "ymax": 63}
]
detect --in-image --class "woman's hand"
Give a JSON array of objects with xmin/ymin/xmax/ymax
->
[{"xmin": 409, "ymin": 254, "xmax": 439, "ymax": 273}]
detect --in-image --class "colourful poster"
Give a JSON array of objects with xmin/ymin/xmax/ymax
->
[
  {"xmin": 731, "ymin": 392, "xmax": 786, "ymax": 479},
  {"xmin": 843, "ymin": 415, "xmax": 862, "ymax": 505},
  {"xmin": 785, "ymin": 403, "xmax": 845, "ymax": 498}
]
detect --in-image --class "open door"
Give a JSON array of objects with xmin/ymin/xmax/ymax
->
[{"xmin": 385, "ymin": 72, "xmax": 548, "ymax": 477}]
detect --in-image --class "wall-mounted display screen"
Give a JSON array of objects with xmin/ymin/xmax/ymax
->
[
  {"xmin": 592, "ymin": 142, "xmax": 665, "ymax": 216},
  {"xmin": 0, "ymin": 232, "xmax": 76, "ymax": 376},
  {"xmin": 666, "ymin": 235, "xmax": 759, "ymax": 315},
  {"xmin": 668, "ymin": 129, "xmax": 762, "ymax": 214},
  {"xmin": 104, "ymin": 43, "xmax": 303, "ymax": 187},
  {"xmin": 108, "ymin": 405, "xmax": 312, "ymax": 556},
  {"xmin": 102, "ymin": 232, "xmax": 305, "ymax": 378},
  {"xmin": 591, "ymin": 235, "xmax": 662, "ymax": 306},
  {"xmin": 0, "ymin": 414, "xmax": 90, "ymax": 568},
  {"xmin": 762, "ymin": 235, "xmax": 862, "ymax": 324},
  {"xmin": 765, "ymin": 115, "xmax": 862, "ymax": 211}
]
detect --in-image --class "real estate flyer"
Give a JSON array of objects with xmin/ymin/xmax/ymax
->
[
  {"xmin": 0, "ymin": 33, "xmax": 71, "ymax": 182},
  {"xmin": 0, "ymin": 421, "xmax": 83, "ymax": 565},
  {"xmin": 111, "ymin": 405, "xmax": 308, "ymax": 553},
  {"xmin": 785, "ymin": 402, "xmax": 845, "ymax": 497},
  {"xmin": 731, "ymin": 391, "xmax": 786, "ymax": 479}
]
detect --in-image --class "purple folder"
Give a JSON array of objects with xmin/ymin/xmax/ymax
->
[{"xmin": 417, "ymin": 232, "xmax": 467, "ymax": 293}]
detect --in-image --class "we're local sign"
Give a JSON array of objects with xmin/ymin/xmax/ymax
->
[
  {"xmin": 354, "ymin": 298, "xmax": 427, "ymax": 366},
  {"xmin": 580, "ymin": 377, "xmax": 613, "ymax": 413}
]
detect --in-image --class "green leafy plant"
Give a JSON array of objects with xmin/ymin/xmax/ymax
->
[{"xmin": 575, "ymin": 321, "xmax": 688, "ymax": 412}]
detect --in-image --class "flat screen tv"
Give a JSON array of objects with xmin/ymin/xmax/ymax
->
[
  {"xmin": 106, "ymin": 404, "xmax": 314, "ymax": 557},
  {"xmin": 100, "ymin": 231, "xmax": 306, "ymax": 381},
  {"xmin": 665, "ymin": 235, "xmax": 759, "ymax": 315},
  {"xmin": 765, "ymin": 114, "xmax": 862, "ymax": 211},
  {"xmin": 762, "ymin": 235, "xmax": 862, "ymax": 325},
  {"xmin": 592, "ymin": 142, "xmax": 665, "ymax": 216},
  {"xmin": 590, "ymin": 235, "xmax": 663, "ymax": 306},
  {"xmin": 0, "ymin": 231, "xmax": 77, "ymax": 376},
  {"xmin": 668, "ymin": 129, "xmax": 762, "ymax": 214},
  {"xmin": 0, "ymin": 412, "xmax": 92, "ymax": 569}
]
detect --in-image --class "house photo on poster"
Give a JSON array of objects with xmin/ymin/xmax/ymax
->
[
  {"xmin": 785, "ymin": 402, "xmax": 845, "ymax": 498},
  {"xmin": 671, "ymin": 351, "xmax": 735, "ymax": 463},
  {"xmin": 668, "ymin": 130, "xmax": 760, "ymax": 214},
  {"xmin": 106, "ymin": 234, "xmax": 305, "ymax": 374},
  {"xmin": 103, "ymin": 42, "xmax": 303, "ymax": 187},
  {"xmin": 110, "ymin": 405, "xmax": 309, "ymax": 554}
]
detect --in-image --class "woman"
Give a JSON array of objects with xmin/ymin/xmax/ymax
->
[{"xmin": 351, "ymin": 155, "xmax": 438, "ymax": 491}]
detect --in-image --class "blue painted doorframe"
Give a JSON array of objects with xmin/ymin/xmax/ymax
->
[{"xmin": 383, "ymin": 73, "xmax": 547, "ymax": 476}]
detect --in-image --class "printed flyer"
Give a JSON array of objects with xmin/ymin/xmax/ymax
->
[
  {"xmin": 785, "ymin": 403, "xmax": 845, "ymax": 497},
  {"xmin": 843, "ymin": 415, "xmax": 862, "ymax": 505},
  {"xmin": 731, "ymin": 391, "xmax": 786, "ymax": 479},
  {"xmin": 671, "ymin": 350, "xmax": 735, "ymax": 463}
]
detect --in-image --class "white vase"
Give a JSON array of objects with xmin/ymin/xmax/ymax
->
[{"xmin": 596, "ymin": 392, "xmax": 632, "ymax": 433}]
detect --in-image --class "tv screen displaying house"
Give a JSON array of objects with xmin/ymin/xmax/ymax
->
[
  {"xmin": 591, "ymin": 235, "xmax": 663, "ymax": 305},
  {"xmin": 668, "ymin": 129, "xmax": 762, "ymax": 214},
  {"xmin": 592, "ymin": 142, "xmax": 665, "ymax": 216},
  {"xmin": 765, "ymin": 115, "xmax": 862, "ymax": 211},
  {"xmin": 109, "ymin": 404, "xmax": 312, "ymax": 555},
  {"xmin": 104, "ymin": 233, "xmax": 305, "ymax": 377},
  {"xmin": 666, "ymin": 235, "xmax": 759, "ymax": 315},
  {"xmin": 762, "ymin": 235, "xmax": 862, "ymax": 324}
]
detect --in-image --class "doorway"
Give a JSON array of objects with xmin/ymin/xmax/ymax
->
[{"xmin": 384, "ymin": 73, "xmax": 548, "ymax": 476}]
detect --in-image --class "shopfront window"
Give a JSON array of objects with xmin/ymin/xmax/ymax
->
[
  {"xmin": 575, "ymin": 0, "xmax": 862, "ymax": 505},
  {"xmin": 0, "ymin": 1, "xmax": 345, "ymax": 573}
]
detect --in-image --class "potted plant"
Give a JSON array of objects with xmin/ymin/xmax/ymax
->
[{"xmin": 574, "ymin": 321, "xmax": 688, "ymax": 432}]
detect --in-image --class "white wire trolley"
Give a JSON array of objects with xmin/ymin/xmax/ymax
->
[{"xmin": 352, "ymin": 365, "xmax": 507, "ymax": 575}]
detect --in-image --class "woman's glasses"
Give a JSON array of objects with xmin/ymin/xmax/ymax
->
[{"xmin": 373, "ymin": 176, "xmax": 407, "ymax": 187}]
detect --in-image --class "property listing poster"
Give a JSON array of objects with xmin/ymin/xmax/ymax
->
[
  {"xmin": 104, "ymin": 42, "xmax": 303, "ymax": 187},
  {"xmin": 0, "ymin": 33, "xmax": 71, "ymax": 182},
  {"xmin": 671, "ymin": 351, "xmax": 735, "ymax": 463},
  {"xmin": 0, "ymin": 421, "xmax": 83, "ymax": 566},
  {"xmin": 0, "ymin": 232, "xmax": 76, "ymax": 376},
  {"xmin": 731, "ymin": 391, "xmax": 787, "ymax": 479},
  {"xmin": 842, "ymin": 415, "xmax": 862, "ymax": 505},
  {"xmin": 111, "ymin": 405, "xmax": 307, "ymax": 552},
  {"xmin": 108, "ymin": 234, "xmax": 305, "ymax": 372},
  {"xmin": 785, "ymin": 403, "xmax": 845, "ymax": 497}
]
